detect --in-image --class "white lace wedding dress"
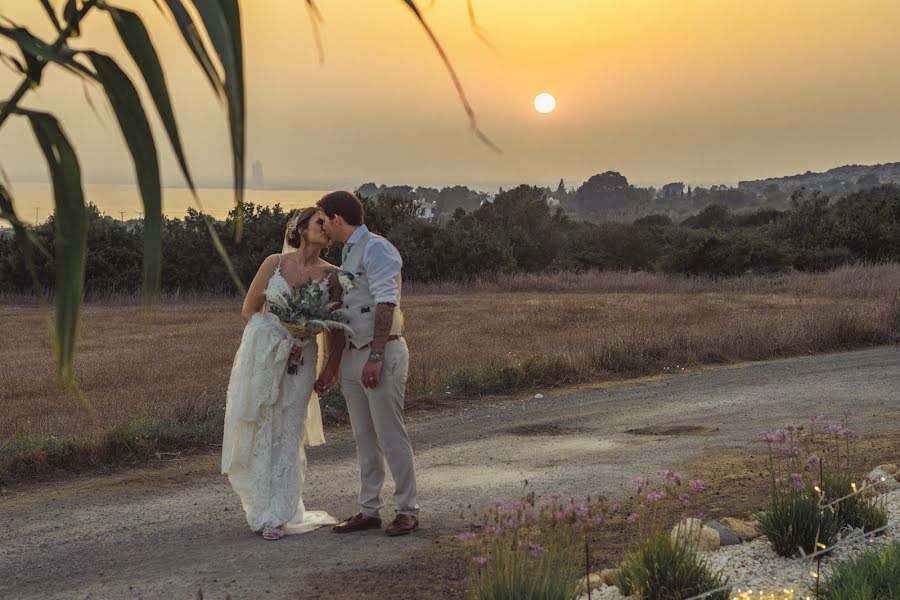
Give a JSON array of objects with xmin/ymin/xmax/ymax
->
[{"xmin": 221, "ymin": 262, "xmax": 336, "ymax": 535}]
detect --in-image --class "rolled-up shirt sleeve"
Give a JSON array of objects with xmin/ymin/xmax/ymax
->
[{"xmin": 364, "ymin": 239, "xmax": 403, "ymax": 305}]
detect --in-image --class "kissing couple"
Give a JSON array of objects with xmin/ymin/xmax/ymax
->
[{"xmin": 221, "ymin": 191, "xmax": 419, "ymax": 540}]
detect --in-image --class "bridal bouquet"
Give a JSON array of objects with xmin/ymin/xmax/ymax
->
[{"xmin": 268, "ymin": 278, "xmax": 353, "ymax": 372}]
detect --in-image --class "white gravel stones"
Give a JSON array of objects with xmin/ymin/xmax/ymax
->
[{"xmin": 576, "ymin": 489, "xmax": 900, "ymax": 599}]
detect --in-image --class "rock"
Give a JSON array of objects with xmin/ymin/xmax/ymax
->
[
  {"xmin": 574, "ymin": 572, "xmax": 604, "ymax": 595},
  {"xmin": 866, "ymin": 467, "xmax": 900, "ymax": 493},
  {"xmin": 599, "ymin": 568, "xmax": 620, "ymax": 587},
  {"xmin": 705, "ymin": 519, "xmax": 741, "ymax": 546},
  {"xmin": 874, "ymin": 463, "xmax": 898, "ymax": 476},
  {"xmin": 720, "ymin": 517, "xmax": 761, "ymax": 541},
  {"xmin": 534, "ymin": 393, "xmax": 544, "ymax": 399},
  {"xmin": 670, "ymin": 518, "xmax": 720, "ymax": 552}
]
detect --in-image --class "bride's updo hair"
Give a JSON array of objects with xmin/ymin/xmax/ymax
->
[{"xmin": 285, "ymin": 207, "xmax": 317, "ymax": 248}]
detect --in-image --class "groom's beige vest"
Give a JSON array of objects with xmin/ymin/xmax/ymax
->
[{"xmin": 341, "ymin": 231, "xmax": 404, "ymax": 349}]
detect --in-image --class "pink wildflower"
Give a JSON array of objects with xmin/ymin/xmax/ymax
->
[
  {"xmin": 472, "ymin": 556, "xmax": 488, "ymax": 565},
  {"xmin": 626, "ymin": 513, "xmax": 640, "ymax": 523},
  {"xmin": 689, "ymin": 479, "xmax": 706, "ymax": 491}
]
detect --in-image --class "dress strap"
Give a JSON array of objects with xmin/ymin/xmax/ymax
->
[{"xmin": 275, "ymin": 254, "xmax": 282, "ymax": 273}]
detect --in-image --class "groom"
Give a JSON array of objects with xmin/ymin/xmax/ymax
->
[{"xmin": 313, "ymin": 191, "xmax": 420, "ymax": 536}]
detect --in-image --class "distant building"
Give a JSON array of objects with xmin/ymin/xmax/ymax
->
[
  {"xmin": 250, "ymin": 160, "xmax": 264, "ymax": 189},
  {"xmin": 416, "ymin": 200, "xmax": 437, "ymax": 219}
]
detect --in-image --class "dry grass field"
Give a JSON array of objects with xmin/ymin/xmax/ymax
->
[{"xmin": 1, "ymin": 263, "xmax": 899, "ymax": 476}]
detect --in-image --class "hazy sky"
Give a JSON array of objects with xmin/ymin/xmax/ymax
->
[{"xmin": 2, "ymin": 0, "xmax": 900, "ymax": 190}]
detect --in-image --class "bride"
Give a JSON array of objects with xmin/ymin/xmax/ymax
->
[{"xmin": 221, "ymin": 206, "xmax": 337, "ymax": 540}]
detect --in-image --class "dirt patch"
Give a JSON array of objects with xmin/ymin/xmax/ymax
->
[
  {"xmin": 505, "ymin": 423, "xmax": 591, "ymax": 437},
  {"xmin": 626, "ymin": 425, "xmax": 718, "ymax": 436}
]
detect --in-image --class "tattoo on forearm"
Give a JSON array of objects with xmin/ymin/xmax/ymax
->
[{"xmin": 372, "ymin": 303, "xmax": 395, "ymax": 352}]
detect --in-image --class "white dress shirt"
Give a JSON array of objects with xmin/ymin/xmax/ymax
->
[{"xmin": 344, "ymin": 225, "xmax": 403, "ymax": 305}]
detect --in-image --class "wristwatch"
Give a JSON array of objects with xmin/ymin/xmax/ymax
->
[{"xmin": 368, "ymin": 350, "xmax": 384, "ymax": 363}]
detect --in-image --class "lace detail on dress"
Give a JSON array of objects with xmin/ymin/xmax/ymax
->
[{"xmin": 221, "ymin": 263, "xmax": 335, "ymax": 534}]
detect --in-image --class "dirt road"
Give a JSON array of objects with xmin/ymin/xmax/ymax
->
[{"xmin": 2, "ymin": 347, "xmax": 899, "ymax": 600}]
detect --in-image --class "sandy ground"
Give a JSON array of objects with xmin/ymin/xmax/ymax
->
[{"xmin": 1, "ymin": 347, "xmax": 898, "ymax": 600}]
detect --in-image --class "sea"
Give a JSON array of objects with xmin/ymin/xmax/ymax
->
[{"xmin": 5, "ymin": 182, "xmax": 330, "ymax": 225}]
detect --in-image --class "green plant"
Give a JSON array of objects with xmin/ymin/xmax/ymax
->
[
  {"xmin": 822, "ymin": 474, "xmax": 889, "ymax": 534},
  {"xmin": 756, "ymin": 486, "xmax": 843, "ymax": 558},
  {"xmin": 460, "ymin": 496, "xmax": 596, "ymax": 600},
  {"xmin": 616, "ymin": 534, "xmax": 730, "ymax": 600},
  {"xmin": 818, "ymin": 541, "xmax": 900, "ymax": 600}
]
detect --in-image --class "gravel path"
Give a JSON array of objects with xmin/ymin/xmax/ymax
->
[{"xmin": 1, "ymin": 346, "xmax": 898, "ymax": 599}]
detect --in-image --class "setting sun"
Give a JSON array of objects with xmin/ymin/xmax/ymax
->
[{"xmin": 534, "ymin": 92, "xmax": 556, "ymax": 114}]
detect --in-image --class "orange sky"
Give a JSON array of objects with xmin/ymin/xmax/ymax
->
[{"xmin": 2, "ymin": 0, "xmax": 900, "ymax": 189}]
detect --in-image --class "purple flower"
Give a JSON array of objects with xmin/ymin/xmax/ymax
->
[
  {"xmin": 588, "ymin": 515, "xmax": 604, "ymax": 526},
  {"xmin": 790, "ymin": 473, "xmax": 805, "ymax": 490},
  {"xmin": 527, "ymin": 541, "xmax": 545, "ymax": 556},
  {"xmin": 646, "ymin": 490, "xmax": 666, "ymax": 502},
  {"xmin": 689, "ymin": 479, "xmax": 706, "ymax": 491},
  {"xmin": 759, "ymin": 431, "xmax": 776, "ymax": 443},
  {"xmin": 611, "ymin": 502, "xmax": 621, "ymax": 513},
  {"xmin": 812, "ymin": 414, "xmax": 825, "ymax": 423},
  {"xmin": 807, "ymin": 455, "xmax": 820, "ymax": 466},
  {"xmin": 505, "ymin": 518, "xmax": 520, "ymax": 529},
  {"xmin": 472, "ymin": 555, "xmax": 488, "ymax": 565},
  {"xmin": 841, "ymin": 409, "xmax": 852, "ymax": 419},
  {"xmin": 631, "ymin": 477, "xmax": 648, "ymax": 491},
  {"xmin": 554, "ymin": 510, "xmax": 565, "ymax": 521},
  {"xmin": 660, "ymin": 470, "xmax": 682, "ymax": 485},
  {"xmin": 784, "ymin": 424, "xmax": 797, "ymax": 433},
  {"xmin": 626, "ymin": 513, "xmax": 640, "ymax": 523},
  {"xmin": 458, "ymin": 531, "xmax": 477, "ymax": 541}
]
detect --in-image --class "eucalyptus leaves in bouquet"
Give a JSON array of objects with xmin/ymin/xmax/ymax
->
[{"xmin": 267, "ymin": 276, "xmax": 353, "ymax": 340}]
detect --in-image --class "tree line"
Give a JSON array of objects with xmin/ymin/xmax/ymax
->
[{"xmin": 1, "ymin": 184, "xmax": 899, "ymax": 294}]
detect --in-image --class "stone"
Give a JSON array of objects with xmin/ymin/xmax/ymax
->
[
  {"xmin": 670, "ymin": 518, "xmax": 720, "ymax": 552},
  {"xmin": 874, "ymin": 463, "xmax": 898, "ymax": 476},
  {"xmin": 574, "ymin": 572, "xmax": 604, "ymax": 595},
  {"xmin": 705, "ymin": 519, "xmax": 741, "ymax": 546},
  {"xmin": 866, "ymin": 467, "xmax": 900, "ymax": 493},
  {"xmin": 720, "ymin": 517, "xmax": 762, "ymax": 541},
  {"xmin": 599, "ymin": 568, "xmax": 620, "ymax": 587}
]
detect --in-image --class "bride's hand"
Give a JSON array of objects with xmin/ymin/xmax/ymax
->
[{"xmin": 314, "ymin": 367, "xmax": 337, "ymax": 394}]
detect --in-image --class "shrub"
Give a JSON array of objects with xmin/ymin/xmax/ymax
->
[
  {"xmin": 822, "ymin": 474, "xmax": 889, "ymax": 534},
  {"xmin": 818, "ymin": 541, "xmax": 900, "ymax": 600},
  {"xmin": 461, "ymin": 496, "xmax": 595, "ymax": 600},
  {"xmin": 756, "ymin": 487, "xmax": 843, "ymax": 557},
  {"xmin": 616, "ymin": 534, "xmax": 730, "ymax": 600}
]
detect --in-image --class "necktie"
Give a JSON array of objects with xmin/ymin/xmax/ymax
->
[{"xmin": 341, "ymin": 243, "xmax": 354, "ymax": 264}]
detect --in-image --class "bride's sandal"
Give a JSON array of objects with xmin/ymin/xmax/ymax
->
[{"xmin": 262, "ymin": 526, "xmax": 284, "ymax": 540}]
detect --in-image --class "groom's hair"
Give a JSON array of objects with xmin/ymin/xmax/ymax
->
[{"xmin": 317, "ymin": 191, "xmax": 364, "ymax": 226}]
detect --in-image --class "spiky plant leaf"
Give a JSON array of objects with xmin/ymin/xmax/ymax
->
[
  {"xmin": 84, "ymin": 51, "xmax": 162, "ymax": 301},
  {"xmin": 22, "ymin": 110, "xmax": 88, "ymax": 401}
]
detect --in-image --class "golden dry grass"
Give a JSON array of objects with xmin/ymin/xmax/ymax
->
[{"xmin": 1, "ymin": 263, "xmax": 898, "ymax": 475}]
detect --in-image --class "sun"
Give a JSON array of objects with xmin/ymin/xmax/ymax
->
[{"xmin": 534, "ymin": 92, "xmax": 556, "ymax": 114}]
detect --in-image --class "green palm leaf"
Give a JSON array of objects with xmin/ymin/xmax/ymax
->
[
  {"xmin": 104, "ymin": 6, "xmax": 197, "ymax": 194},
  {"xmin": 401, "ymin": 0, "xmax": 499, "ymax": 153},
  {"xmin": 0, "ymin": 25, "xmax": 96, "ymax": 81},
  {"xmin": 162, "ymin": 0, "xmax": 224, "ymax": 99},
  {"xmin": 39, "ymin": 0, "xmax": 63, "ymax": 33},
  {"xmin": 190, "ymin": 0, "xmax": 245, "ymax": 241},
  {"xmin": 22, "ymin": 110, "xmax": 88, "ymax": 402},
  {"xmin": 85, "ymin": 51, "xmax": 162, "ymax": 301}
]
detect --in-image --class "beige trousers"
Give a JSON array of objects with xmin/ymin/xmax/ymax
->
[{"xmin": 341, "ymin": 338, "xmax": 419, "ymax": 517}]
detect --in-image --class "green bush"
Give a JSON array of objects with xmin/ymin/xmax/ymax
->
[
  {"xmin": 756, "ymin": 487, "xmax": 843, "ymax": 557},
  {"xmin": 462, "ymin": 497, "xmax": 590, "ymax": 600},
  {"xmin": 616, "ymin": 534, "xmax": 730, "ymax": 600},
  {"xmin": 818, "ymin": 541, "xmax": 900, "ymax": 600},
  {"xmin": 823, "ymin": 474, "xmax": 889, "ymax": 534}
]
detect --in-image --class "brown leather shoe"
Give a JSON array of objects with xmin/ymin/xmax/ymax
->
[
  {"xmin": 385, "ymin": 514, "xmax": 419, "ymax": 537},
  {"xmin": 332, "ymin": 513, "xmax": 382, "ymax": 533}
]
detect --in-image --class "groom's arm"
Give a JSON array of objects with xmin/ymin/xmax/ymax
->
[{"xmin": 370, "ymin": 303, "xmax": 396, "ymax": 357}]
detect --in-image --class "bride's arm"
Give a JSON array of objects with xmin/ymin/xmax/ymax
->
[
  {"xmin": 241, "ymin": 254, "xmax": 278, "ymax": 322},
  {"xmin": 315, "ymin": 271, "xmax": 345, "ymax": 393}
]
